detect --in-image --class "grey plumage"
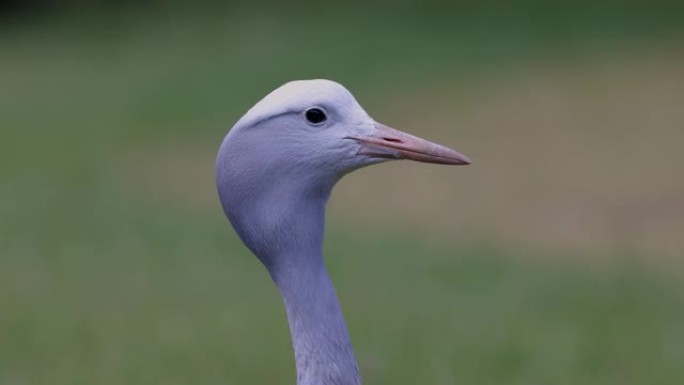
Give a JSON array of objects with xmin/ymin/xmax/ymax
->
[{"xmin": 216, "ymin": 79, "xmax": 469, "ymax": 385}]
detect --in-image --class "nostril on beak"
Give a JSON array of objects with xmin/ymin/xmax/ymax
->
[{"xmin": 382, "ymin": 137, "xmax": 403, "ymax": 144}]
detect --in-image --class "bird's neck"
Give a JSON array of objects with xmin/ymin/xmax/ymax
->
[
  {"xmin": 256, "ymin": 185, "xmax": 359, "ymax": 385},
  {"xmin": 271, "ymin": 256, "xmax": 360, "ymax": 385},
  {"xmin": 219, "ymin": 175, "xmax": 360, "ymax": 384}
]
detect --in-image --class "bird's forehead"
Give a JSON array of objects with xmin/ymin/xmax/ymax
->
[
  {"xmin": 237, "ymin": 79, "xmax": 362, "ymax": 129},
  {"xmin": 264, "ymin": 79, "xmax": 356, "ymax": 110}
]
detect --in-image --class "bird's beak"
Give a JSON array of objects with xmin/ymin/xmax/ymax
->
[{"xmin": 350, "ymin": 122, "xmax": 471, "ymax": 165}]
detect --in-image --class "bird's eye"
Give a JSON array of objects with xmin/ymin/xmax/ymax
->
[{"xmin": 304, "ymin": 108, "xmax": 327, "ymax": 125}]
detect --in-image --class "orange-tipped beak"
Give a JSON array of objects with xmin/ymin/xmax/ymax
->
[{"xmin": 350, "ymin": 122, "xmax": 471, "ymax": 165}]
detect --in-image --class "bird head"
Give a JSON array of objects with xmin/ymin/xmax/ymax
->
[
  {"xmin": 218, "ymin": 79, "xmax": 469, "ymax": 184},
  {"xmin": 216, "ymin": 79, "xmax": 469, "ymax": 260}
]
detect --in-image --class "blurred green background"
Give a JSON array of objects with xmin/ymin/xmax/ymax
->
[{"xmin": 2, "ymin": 1, "xmax": 684, "ymax": 384}]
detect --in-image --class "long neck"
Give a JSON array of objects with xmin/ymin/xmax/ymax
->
[
  {"xmin": 222, "ymin": 178, "xmax": 361, "ymax": 385},
  {"xmin": 271, "ymin": 256, "xmax": 360, "ymax": 385}
]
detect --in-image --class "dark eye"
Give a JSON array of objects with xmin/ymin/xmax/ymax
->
[{"xmin": 305, "ymin": 107, "xmax": 327, "ymax": 125}]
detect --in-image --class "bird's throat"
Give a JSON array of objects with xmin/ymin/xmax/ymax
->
[{"xmin": 221, "ymin": 177, "xmax": 360, "ymax": 384}]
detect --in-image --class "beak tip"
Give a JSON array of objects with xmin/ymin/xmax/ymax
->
[{"xmin": 449, "ymin": 152, "xmax": 472, "ymax": 166}]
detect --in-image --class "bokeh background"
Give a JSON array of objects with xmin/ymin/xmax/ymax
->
[{"xmin": 2, "ymin": 1, "xmax": 684, "ymax": 384}]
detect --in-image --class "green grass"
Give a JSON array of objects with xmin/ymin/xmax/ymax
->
[
  {"xmin": 3, "ymin": 196, "xmax": 684, "ymax": 384},
  {"xmin": 2, "ymin": 5, "xmax": 684, "ymax": 385}
]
